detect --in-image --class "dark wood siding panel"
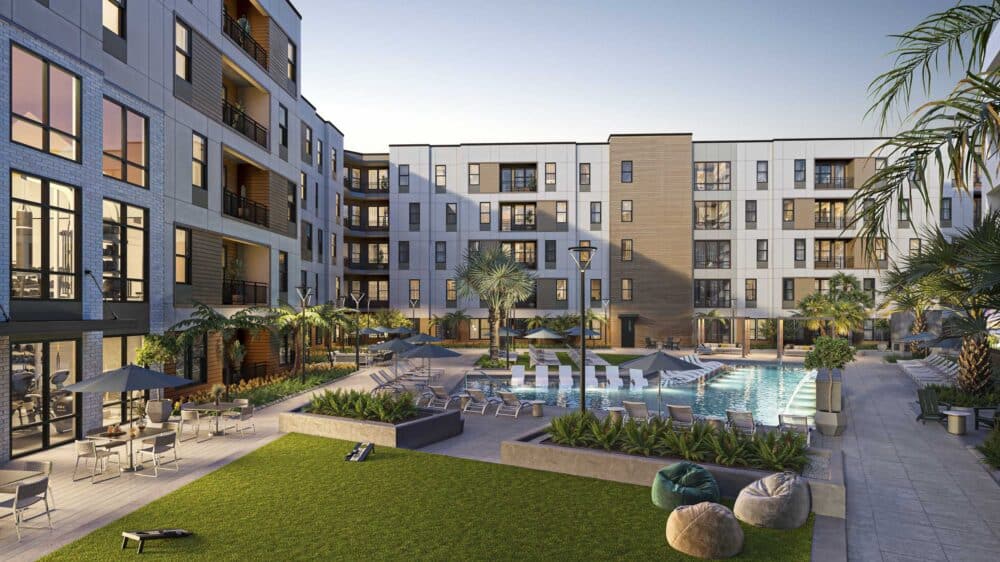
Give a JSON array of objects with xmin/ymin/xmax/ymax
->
[
  {"xmin": 268, "ymin": 172, "xmax": 292, "ymax": 236},
  {"xmin": 191, "ymin": 228, "xmax": 223, "ymax": 305},
  {"xmin": 188, "ymin": 31, "xmax": 223, "ymax": 121}
]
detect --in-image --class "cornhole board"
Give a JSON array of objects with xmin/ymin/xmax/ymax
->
[
  {"xmin": 345, "ymin": 442, "xmax": 374, "ymax": 462},
  {"xmin": 121, "ymin": 529, "xmax": 192, "ymax": 553}
]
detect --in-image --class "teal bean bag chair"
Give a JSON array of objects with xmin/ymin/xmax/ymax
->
[{"xmin": 651, "ymin": 462, "xmax": 720, "ymax": 511}]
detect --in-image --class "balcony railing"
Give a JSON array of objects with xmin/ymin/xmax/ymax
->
[
  {"xmin": 222, "ymin": 100, "xmax": 268, "ymax": 149},
  {"xmin": 344, "ymin": 221, "xmax": 389, "ymax": 232},
  {"xmin": 814, "ymin": 216, "xmax": 847, "ymax": 229},
  {"xmin": 343, "ymin": 177, "xmax": 390, "ymax": 194},
  {"xmin": 815, "ymin": 256, "xmax": 855, "ymax": 269},
  {"xmin": 694, "ymin": 297, "xmax": 732, "ymax": 308},
  {"xmin": 500, "ymin": 222, "xmax": 537, "ymax": 232},
  {"xmin": 343, "ymin": 258, "xmax": 389, "ymax": 271},
  {"xmin": 814, "ymin": 176, "xmax": 854, "ymax": 189},
  {"xmin": 223, "ymin": 190, "xmax": 269, "ymax": 227},
  {"xmin": 222, "ymin": 279, "xmax": 269, "ymax": 305},
  {"xmin": 222, "ymin": 11, "xmax": 268, "ymax": 68}
]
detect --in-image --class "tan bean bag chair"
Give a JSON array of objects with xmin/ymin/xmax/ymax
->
[
  {"xmin": 733, "ymin": 472, "xmax": 810, "ymax": 529},
  {"xmin": 666, "ymin": 502, "xmax": 743, "ymax": 559}
]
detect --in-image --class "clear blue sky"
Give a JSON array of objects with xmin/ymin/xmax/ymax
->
[{"xmin": 298, "ymin": 0, "xmax": 964, "ymax": 152}]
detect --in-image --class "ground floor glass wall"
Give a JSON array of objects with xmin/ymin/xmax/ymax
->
[
  {"xmin": 9, "ymin": 340, "xmax": 78, "ymax": 457},
  {"xmin": 101, "ymin": 335, "xmax": 145, "ymax": 427}
]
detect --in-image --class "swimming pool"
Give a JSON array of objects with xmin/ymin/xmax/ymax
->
[{"xmin": 461, "ymin": 363, "xmax": 816, "ymax": 426}]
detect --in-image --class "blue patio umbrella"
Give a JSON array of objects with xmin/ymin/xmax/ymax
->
[
  {"xmin": 497, "ymin": 327, "xmax": 521, "ymax": 337},
  {"xmin": 370, "ymin": 338, "xmax": 416, "ymax": 377},
  {"xmin": 523, "ymin": 328, "xmax": 564, "ymax": 340},
  {"xmin": 620, "ymin": 351, "xmax": 700, "ymax": 417},
  {"xmin": 359, "ymin": 327, "xmax": 383, "ymax": 337},
  {"xmin": 384, "ymin": 326, "xmax": 412, "ymax": 335},
  {"xmin": 899, "ymin": 332, "xmax": 937, "ymax": 344},
  {"xmin": 400, "ymin": 344, "xmax": 460, "ymax": 378},
  {"xmin": 564, "ymin": 326, "xmax": 600, "ymax": 338},
  {"xmin": 406, "ymin": 333, "xmax": 443, "ymax": 344}
]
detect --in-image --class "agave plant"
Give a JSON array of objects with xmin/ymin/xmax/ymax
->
[
  {"xmin": 547, "ymin": 411, "xmax": 593, "ymax": 447},
  {"xmin": 585, "ymin": 416, "xmax": 623, "ymax": 451}
]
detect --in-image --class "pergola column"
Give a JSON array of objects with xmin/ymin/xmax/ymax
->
[{"xmin": 777, "ymin": 318, "xmax": 784, "ymax": 359}]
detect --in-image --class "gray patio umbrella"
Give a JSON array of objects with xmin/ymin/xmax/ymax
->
[
  {"xmin": 406, "ymin": 333, "xmax": 443, "ymax": 344},
  {"xmin": 384, "ymin": 326, "xmax": 412, "ymax": 335},
  {"xmin": 564, "ymin": 326, "xmax": 600, "ymax": 338},
  {"xmin": 523, "ymin": 328, "xmax": 564, "ymax": 340},
  {"xmin": 359, "ymin": 327, "xmax": 383, "ymax": 337},
  {"xmin": 400, "ymin": 344, "xmax": 461, "ymax": 378},
  {"xmin": 62, "ymin": 364, "xmax": 193, "ymax": 471},
  {"xmin": 497, "ymin": 327, "xmax": 521, "ymax": 337},
  {"xmin": 620, "ymin": 351, "xmax": 700, "ymax": 417},
  {"xmin": 369, "ymin": 338, "xmax": 416, "ymax": 377}
]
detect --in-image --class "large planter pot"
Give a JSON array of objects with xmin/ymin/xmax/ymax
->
[
  {"xmin": 815, "ymin": 371, "xmax": 842, "ymax": 413},
  {"xmin": 814, "ymin": 410, "xmax": 846, "ymax": 436},
  {"xmin": 146, "ymin": 399, "xmax": 173, "ymax": 423},
  {"xmin": 278, "ymin": 408, "xmax": 463, "ymax": 449}
]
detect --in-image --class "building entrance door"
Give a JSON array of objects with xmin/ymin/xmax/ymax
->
[{"xmin": 620, "ymin": 317, "xmax": 636, "ymax": 348}]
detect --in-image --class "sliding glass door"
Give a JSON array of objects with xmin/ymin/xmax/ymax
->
[{"xmin": 9, "ymin": 340, "xmax": 79, "ymax": 457}]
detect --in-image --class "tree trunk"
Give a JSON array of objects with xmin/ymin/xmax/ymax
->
[
  {"xmin": 488, "ymin": 308, "xmax": 500, "ymax": 360},
  {"xmin": 908, "ymin": 313, "xmax": 926, "ymax": 358},
  {"xmin": 958, "ymin": 333, "xmax": 991, "ymax": 396}
]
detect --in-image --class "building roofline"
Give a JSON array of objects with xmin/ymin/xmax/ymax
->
[
  {"xmin": 607, "ymin": 132, "xmax": 693, "ymax": 140},
  {"xmin": 374, "ymin": 135, "xmax": 892, "ymax": 150},
  {"xmin": 696, "ymin": 136, "xmax": 890, "ymax": 143},
  {"xmin": 284, "ymin": 0, "xmax": 303, "ymax": 19},
  {"xmin": 300, "ymin": 95, "xmax": 344, "ymax": 137}
]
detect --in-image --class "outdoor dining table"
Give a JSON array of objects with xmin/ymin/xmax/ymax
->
[
  {"xmin": 87, "ymin": 425, "xmax": 173, "ymax": 472},
  {"xmin": 186, "ymin": 402, "xmax": 240, "ymax": 436},
  {"xmin": 0, "ymin": 469, "xmax": 42, "ymax": 489}
]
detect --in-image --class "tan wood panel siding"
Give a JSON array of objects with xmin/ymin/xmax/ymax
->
[
  {"xmin": 268, "ymin": 173, "xmax": 292, "ymax": 236},
  {"xmin": 793, "ymin": 198, "xmax": 815, "ymax": 230},
  {"xmin": 793, "ymin": 278, "xmax": 815, "ymax": 302},
  {"xmin": 187, "ymin": 30, "xmax": 223, "ymax": 121},
  {"xmin": 536, "ymin": 200, "xmax": 567, "ymax": 232},
  {"xmin": 268, "ymin": 20, "xmax": 296, "ymax": 96},
  {"xmin": 190, "ymin": 228, "xmax": 223, "ymax": 305},
  {"xmin": 849, "ymin": 157, "xmax": 877, "ymax": 187},
  {"xmin": 608, "ymin": 135, "xmax": 694, "ymax": 346},
  {"xmin": 242, "ymin": 330, "xmax": 275, "ymax": 378},
  {"xmin": 479, "ymin": 163, "xmax": 499, "ymax": 193}
]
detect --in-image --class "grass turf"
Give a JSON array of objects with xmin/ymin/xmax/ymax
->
[
  {"xmin": 45, "ymin": 434, "xmax": 812, "ymax": 561},
  {"xmin": 597, "ymin": 353, "xmax": 642, "ymax": 365}
]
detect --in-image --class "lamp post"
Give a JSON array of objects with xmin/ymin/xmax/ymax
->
[
  {"xmin": 601, "ymin": 297, "xmax": 610, "ymax": 347},
  {"xmin": 295, "ymin": 285, "xmax": 313, "ymax": 384},
  {"xmin": 350, "ymin": 290, "xmax": 365, "ymax": 368},
  {"xmin": 569, "ymin": 245, "xmax": 597, "ymax": 413},
  {"xmin": 409, "ymin": 298, "xmax": 419, "ymax": 333}
]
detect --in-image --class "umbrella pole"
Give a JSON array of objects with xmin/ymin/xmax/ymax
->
[{"xmin": 657, "ymin": 372, "xmax": 662, "ymax": 418}]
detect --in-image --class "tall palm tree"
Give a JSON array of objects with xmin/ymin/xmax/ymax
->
[
  {"xmin": 454, "ymin": 246, "xmax": 535, "ymax": 359},
  {"xmin": 428, "ymin": 309, "xmax": 471, "ymax": 339},
  {"xmin": 881, "ymin": 264, "xmax": 934, "ymax": 355},
  {"xmin": 852, "ymin": 2, "xmax": 1000, "ymax": 250},
  {"xmin": 795, "ymin": 293, "xmax": 832, "ymax": 337},
  {"xmin": 525, "ymin": 314, "xmax": 551, "ymax": 331},
  {"xmin": 169, "ymin": 302, "xmax": 270, "ymax": 393},
  {"xmin": 268, "ymin": 302, "xmax": 332, "ymax": 382},
  {"xmin": 795, "ymin": 273, "xmax": 871, "ymax": 340}
]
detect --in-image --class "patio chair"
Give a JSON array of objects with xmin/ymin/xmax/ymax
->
[
  {"xmin": 915, "ymin": 388, "xmax": 948, "ymax": 425},
  {"xmin": 463, "ymin": 389, "xmax": 500, "ymax": 415},
  {"xmin": 72, "ymin": 440, "xmax": 121, "ymax": 483},
  {"xmin": 974, "ymin": 406, "xmax": 999, "ymax": 430},
  {"xmin": 227, "ymin": 404, "xmax": 256, "ymax": 437},
  {"xmin": 666, "ymin": 404, "xmax": 696, "ymax": 430},
  {"xmin": 628, "ymin": 369, "xmax": 648, "ymax": 389},
  {"xmin": 644, "ymin": 336, "xmax": 656, "ymax": 349},
  {"xmin": 623, "ymin": 401, "xmax": 654, "ymax": 422},
  {"xmin": 424, "ymin": 386, "xmax": 459, "ymax": 410},
  {"xmin": 495, "ymin": 391, "xmax": 531, "ymax": 419},
  {"xmin": 558, "ymin": 365, "xmax": 573, "ymax": 388},
  {"xmin": 605, "ymin": 366, "xmax": 623, "ymax": 389},
  {"xmin": 179, "ymin": 408, "xmax": 204, "ymax": 442},
  {"xmin": 779, "ymin": 414, "xmax": 811, "ymax": 446},
  {"xmin": 534, "ymin": 365, "xmax": 549, "ymax": 389},
  {"xmin": 0, "ymin": 476, "xmax": 52, "ymax": 541},
  {"xmin": 510, "ymin": 365, "xmax": 526, "ymax": 387},
  {"xmin": 585, "ymin": 366, "xmax": 599, "ymax": 388},
  {"xmin": 726, "ymin": 409, "xmax": 758, "ymax": 435},
  {"xmin": 136, "ymin": 433, "xmax": 180, "ymax": 477},
  {"xmin": 0, "ymin": 460, "xmax": 54, "ymax": 507}
]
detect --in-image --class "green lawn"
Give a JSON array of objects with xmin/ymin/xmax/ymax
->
[
  {"xmin": 46, "ymin": 434, "xmax": 812, "ymax": 561},
  {"xmin": 598, "ymin": 353, "xmax": 642, "ymax": 365}
]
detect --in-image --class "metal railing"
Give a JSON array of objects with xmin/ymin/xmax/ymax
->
[
  {"xmin": 500, "ymin": 222, "xmax": 537, "ymax": 232},
  {"xmin": 222, "ymin": 11, "xmax": 268, "ymax": 68},
  {"xmin": 343, "ymin": 258, "xmax": 389, "ymax": 271},
  {"xmin": 222, "ymin": 279, "xmax": 269, "ymax": 305},
  {"xmin": 223, "ymin": 190, "xmax": 269, "ymax": 227},
  {"xmin": 344, "ymin": 221, "xmax": 389, "ymax": 232},
  {"xmin": 814, "ymin": 256, "xmax": 855, "ymax": 269},
  {"xmin": 814, "ymin": 176, "xmax": 854, "ymax": 189},
  {"xmin": 222, "ymin": 100, "xmax": 268, "ymax": 148},
  {"xmin": 814, "ymin": 216, "xmax": 847, "ymax": 229},
  {"xmin": 694, "ymin": 297, "xmax": 732, "ymax": 308}
]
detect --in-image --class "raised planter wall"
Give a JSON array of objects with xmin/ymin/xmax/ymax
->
[
  {"xmin": 500, "ymin": 431, "xmax": 845, "ymax": 519},
  {"xmin": 279, "ymin": 408, "xmax": 464, "ymax": 449}
]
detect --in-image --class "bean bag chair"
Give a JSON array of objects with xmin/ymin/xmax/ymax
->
[
  {"xmin": 734, "ymin": 471, "xmax": 810, "ymax": 529},
  {"xmin": 651, "ymin": 462, "xmax": 720, "ymax": 511},
  {"xmin": 666, "ymin": 502, "xmax": 744, "ymax": 559}
]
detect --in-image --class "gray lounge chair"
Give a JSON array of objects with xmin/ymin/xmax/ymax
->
[
  {"xmin": 666, "ymin": 404, "xmax": 696, "ymax": 430},
  {"xmin": 463, "ymin": 389, "xmax": 500, "ymax": 415},
  {"xmin": 778, "ymin": 414, "xmax": 811, "ymax": 445},
  {"xmin": 726, "ymin": 409, "xmax": 758, "ymax": 435},
  {"xmin": 424, "ymin": 386, "xmax": 459, "ymax": 410},
  {"xmin": 495, "ymin": 391, "xmax": 531, "ymax": 419},
  {"xmin": 623, "ymin": 401, "xmax": 655, "ymax": 422}
]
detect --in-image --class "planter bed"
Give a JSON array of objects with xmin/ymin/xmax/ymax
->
[{"xmin": 278, "ymin": 408, "xmax": 463, "ymax": 449}]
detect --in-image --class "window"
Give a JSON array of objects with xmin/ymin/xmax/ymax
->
[
  {"xmin": 409, "ymin": 279, "xmax": 420, "ymax": 304},
  {"xmin": 756, "ymin": 161, "xmax": 768, "ymax": 184},
  {"xmin": 409, "ymin": 202, "xmax": 420, "ymax": 229},
  {"xmin": 174, "ymin": 20, "xmax": 191, "ymax": 81},
  {"xmin": 318, "ymin": 228, "xmax": 324, "ymax": 261},
  {"xmin": 745, "ymin": 279, "xmax": 757, "ymax": 304},
  {"xmin": 331, "ymin": 148, "xmax": 337, "ymax": 179},
  {"xmin": 694, "ymin": 279, "xmax": 731, "ymax": 307},
  {"xmin": 693, "ymin": 240, "xmax": 731, "ymax": 269},
  {"xmin": 874, "ymin": 238, "xmax": 888, "ymax": 262},
  {"xmin": 555, "ymin": 279, "xmax": 568, "ymax": 301},
  {"xmin": 331, "ymin": 232, "xmax": 337, "ymax": 258},
  {"xmin": 899, "ymin": 198, "xmax": 910, "ymax": 221},
  {"xmin": 446, "ymin": 279, "xmax": 457, "ymax": 305},
  {"xmin": 794, "ymin": 239, "xmax": 806, "ymax": 262},
  {"xmin": 446, "ymin": 203, "xmax": 458, "ymax": 228},
  {"xmin": 941, "ymin": 197, "xmax": 952, "ymax": 223},
  {"xmin": 621, "ymin": 239, "xmax": 633, "ymax": 262},
  {"xmin": 794, "ymin": 159, "xmax": 806, "ymax": 183},
  {"xmin": 174, "ymin": 227, "xmax": 190, "ymax": 284},
  {"xmin": 621, "ymin": 278, "xmax": 633, "ymax": 301},
  {"xmin": 367, "ymin": 169, "xmax": 389, "ymax": 191},
  {"xmin": 102, "ymin": 335, "xmax": 146, "ymax": 426},
  {"xmin": 545, "ymin": 240, "xmax": 557, "ymax": 265},
  {"xmin": 479, "ymin": 202, "xmax": 491, "ymax": 226},
  {"xmin": 590, "ymin": 279, "xmax": 602, "ymax": 302},
  {"xmin": 756, "ymin": 239, "xmax": 768, "ymax": 262},
  {"xmin": 274, "ymin": 105, "xmax": 287, "ymax": 150},
  {"xmin": 10, "ymin": 171, "xmax": 78, "ymax": 299},
  {"xmin": 782, "ymin": 199, "xmax": 794, "ymax": 222},
  {"xmin": 102, "ymin": 199, "xmax": 146, "ymax": 302},
  {"xmin": 399, "ymin": 164, "xmax": 410, "ymax": 189},
  {"xmin": 286, "ymin": 41, "xmax": 297, "ymax": 82},
  {"xmin": 579, "ymin": 163, "xmax": 591, "ymax": 186},
  {"xmin": 694, "ymin": 162, "xmax": 731, "ymax": 190},
  {"xmin": 435, "ymin": 164, "xmax": 447, "ymax": 189},
  {"xmin": 299, "ymin": 172, "xmax": 307, "ymax": 201},
  {"xmin": 468, "ymin": 163, "xmax": 480, "ymax": 187},
  {"xmin": 909, "ymin": 238, "xmax": 922, "ymax": 256},
  {"xmin": 174, "ymin": 332, "xmax": 207, "ymax": 384},
  {"xmin": 287, "ymin": 181, "xmax": 296, "ymax": 223},
  {"xmin": 621, "ymin": 200, "xmax": 633, "ymax": 222},
  {"xmin": 815, "ymin": 278, "xmax": 831, "ymax": 295},
  {"xmin": 863, "ymin": 278, "xmax": 876, "ymax": 302},
  {"xmin": 435, "ymin": 241, "xmax": 447, "ymax": 266},
  {"xmin": 782, "ymin": 278, "xmax": 795, "ymax": 302},
  {"xmin": 469, "ymin": 319, "xmax": 491, "ymax": 340},
  {"xmin": 621, "ymin": 160, "xmax": 633, "ymax": 183},
  {"xmin": 103, "ymin": 0, "xmax": 125, "ymax": 36},
  {"xmin": 556, "ymin": 201, "xmax": 568, "ymax": 223},
  {"xmin": 317, "ymin": 140, "xmax": 323, "ymax": 169},
  {"xmin": 500, "ymin": 203, "xmax": 537, "ymax": 231},
  {"xmin": 191, "ymin": 132, "xmax": 206, "ymax": 189},
  {"xmin": 303, "ymin": 222, "xmax": 313, "ymax": 257},
  {"xmin": 501, "ymin": 241, "xmax": 537, "ymax": 268},
  {"xmin": 102, "ymin": 98, "xmax": 148, "ymax": 187},
  {"xmin": 501, "ymin": 165, "xmax": 537, "ymax": 192},
  {"xmin": 590, "ymin": 202, "xmax": 602, "ymax": 224},
  {"xmin": 278, "ymin": 251, "xmax": 288, "ymax": 292},
  {"xmin": 304, "ymin": 126, "xmax": 313, "ymax": 158},
  {"xmin": 745, "ymin": 200, "xmax": 757, "ymax": 224},
  {"xmin": 545, "ymin": 162, "xmax": 557, "ymax": 186},
  {"xmin": 694, "ymin": 201, "xmax": 731, "ymax": 229},
  {"xmin": 11, "ymin": 45, "xmax": 82, "ymax": 161}
]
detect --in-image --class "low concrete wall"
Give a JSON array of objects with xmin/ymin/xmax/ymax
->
[
  {"xmin": 500, "ymin": 432, "xmax": 845, "ymax": 519},
  {"xmin": 279, "ymin": 408, "xmax": 464, "ymax": 449}
]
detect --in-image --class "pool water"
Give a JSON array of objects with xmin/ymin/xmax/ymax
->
[{"xmin": 462, "ymin": 363, "xmax": 816, "ymax": 426}]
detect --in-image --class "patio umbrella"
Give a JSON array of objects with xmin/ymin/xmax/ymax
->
[
  {"xmin": 62, "ymin": 364, "xmax": 193, "ymax": 471},
  {"xmin": 400, "ymin": 344, "xmax": 460, "ymax": 380},
  {"xmin": 523, "ymin": 327, "xmax": 564, "ymax": 340},
  {"xmin": 564, "ymin": 326, "xmax": 600, "ymax": 338},
  {"xmin": 497, "ymin": 327, "xmax": 521, "ymax": 337},
  {"xmin": 369, "ymin": 338, "xmax": 416, "ymax": 377},
  {"xmin": 359, "ymin": 327, "xmax": 382, "ymax": 337},
  {"xmin": 620, "ymin": 351, "xmax": 700, "ymax": 417},
  {"xmin": 406, "ymin": 333, "xmax": 443, "ymax": 344},
  {"xmin": 384, "ymin": 326, "xmax": 412, "ymax": 335}
]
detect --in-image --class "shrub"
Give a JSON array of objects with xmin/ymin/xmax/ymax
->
[
  {"xmin": 307, "ymin": 389, "xmax": 418, "ymax": 423},
  {"xmin": 977, "ymin": 427, "xmax": 1000, "ymax": 469},
  {"xmin": 925, "ymin": 384, "xmax": 1000, "ymax": 407},
  {"xmin": 173, "ymin": 364, "xmax": 355, "ymax": 412},
  {"xmin": 884, "ymin": 354, "xmax": 902, "ymax": 364}
]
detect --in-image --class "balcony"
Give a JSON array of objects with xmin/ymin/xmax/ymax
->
[
  {"xmin": 223, "ymin": 190, "xmax": 268, "ymax": 227},
  {"xmin": 814, "ymin": 176, "xmax": 854, "ymax": 190},
  {"xmin": 222, "ymin": 279, "xmax": 269, "ymax": 305},
  {"xmin": 500, "ymin": 222, "xmax": 536, "ymax": 232},
  {"xmin": 815, "ymin": 256, "xmax": 855, "ymax": 269},
  {"xmin": 223, "ymin": 100, "xmax": 268, "ymax": 148},
  {"xmin": 814, "ymin": 216, "xmax": 847, "ymax": 229},
  {"xmin": 222, "ymin": 10, "xmax": 268, "ymax": 68},
  {"xmin": 344, "ymin": 220, "xmax": 389, "ymax": 232},
  {"xmin": 343, "ymin": 258, "xmax": 389, "ymax": 271},
  {"xmin": 694, "ymin": 297, "xmax": 732, "ymax": 308}
]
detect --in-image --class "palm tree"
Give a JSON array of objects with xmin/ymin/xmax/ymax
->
[
  {"xmin": 881, "ymin": 265, "xmax": 934, "ymax": 355},
  {"xmin": 851, "ymin": 2, "xmax": 1000, "ymax": 250},
  {"xmin": 795, "ymin": 293, "xmax": 832, "ymax": 337},
  {"xmin": 428, "ymin": 309, "xmax": 471, "ymax": 340},
  {"xmin": 795, "ymin": 274, "xmax": 871, "ymax": 340},
  {"xmin": 454, "ymin": 246, "xmax": 536, "ymax": 359},
  {"xmin": 319, "ymin": 304, "xmax": 353, "ymax": 368},
  {"xmin": 525, "ymin": 314, "xmax": 551, "ymax": 331},
  {"xmin": 169, "ymin": 302, "xmax": 270, "ymax": 394},
  {"xmin": 268, "ymin": 302, "xmax": 335, "ymax": 382},
  {"xmin": 694, "ymin": 309, "xmax": 730, "ymax": 343}
]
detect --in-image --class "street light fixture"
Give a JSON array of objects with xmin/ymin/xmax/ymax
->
[
  {"xmin": 350, "ymin": 290, "xmax": 366, "ymax": 368},
  {"xmin": 409, "ymin": 298, "xmax": 419, "ymax": 332},
  {"xmin": 601, "ymin": 297, "xmax": 611, "ymax": 347},
  {"xmin": 295, "ymin": 285, "xmax": 314, "ymax": 384},
  {"xmin": 568, "ymin": 245, "xmax": 597, "ymax": 413}
]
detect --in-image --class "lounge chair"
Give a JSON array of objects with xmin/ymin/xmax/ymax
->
[
  {"xmin": 0, "ymin": 476, "xmax": 53, "ymax": 541},
  {"xmin": 974, "ymin": 406, "xmax": 999, "ymax": 430},
  {"xmin": 558, "ymin": 365, "xmax": 573, "ymax": 388},
  {"xmin": 495, "ymin": 391, "xmax": 531, "ymax": 419},
  {"xmin": 534, "ymin": 365, "xmax": 549, "ymax": 389},
  {"xmin": 511, "ymin": 365, "xmax": 526, "ymax": 387},
  {"xmin": 585, "ymin": 366, "xmax": 599, "ymax": 388},
  {"xmin": 726, "ymin": 409, "xmax": 758, "ymax": 435},
  {"xmin": 915, "ymin": 388, "xmax": 947, "ymax": 425},
  {"xmin": 690, "ymin": 354, "xmax": 723, "ymax": 370},
  {"xmin": 628, "ymin": 369, "xmax": 647, "ymax": 388},
  {"xmin": 463, "ymin": 389, "xmax": 500, "ymax": 415},
  {"xmin": 779, "ymin": 414, "xmax": 811, "ymax": 446},
  {"xmin": 370, "ymin": 372, "xmax": 404, "ymax": 394},
  {"xmin": 623, "ymin": 400, "xmax": 655, "ymax": 422},
  {"xmin": 666, "ymin": 404, "xmax": 696, "ymax": 430},
  {"xmin": 604, "ymin": 366, "xmax": 623, "ymax": 389},
  {"xmin": 424, "ymin": 386, "xmax": 459, "ymax": 410}
]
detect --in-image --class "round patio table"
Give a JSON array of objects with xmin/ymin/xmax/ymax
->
[
  {"xmin": 186, "ymin": 402, "xmax": 240, "ymax": 436},
  {"xmin": 703, "ymin": 415, "xmax": 726, "ymax": 431},
  {"xmin": 941, "ymin": 410, "xmax": 970, "ymax": 435},
  {"xmin": 606, "ymin": 407, "xmax": 625, "ymax": 423},
  {"xmin": 530, "ymin": 400, "xmax": 545, "ymax": 417}
]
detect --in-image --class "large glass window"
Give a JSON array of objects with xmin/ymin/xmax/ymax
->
[
  {"xmin": 501, "ymin": 165, "xmax": 536, "ymax": 192},
  {"xmin": 102, "ymin": 200, "xmax": 147, "ymax": 302},
  {"xmin": 693, "ymin": 240, "xmax": 731, "ymax": 269},
  {"xmin": 175, "ymin": 20, "xmax": 191, "ymax": 81},
  {"xmin": 192, "ymin": 132, "xmax": 206, "ymax": 189},
  {"xmin": 469, "ymin": 319, "xmax": 491, "ymax": 340},
  {"xmin": 694, "ymin": 279, "xmax": 731, "ymax": 307},
  {"xmin": 103, "ymin": 0, "xmax": 125, "ymax": 36},
  {"xmin": 501, "ymin": 241, "xmax": 537, "ymax": 268},
  {"xmin": 11, "ymin": 45, "xmax": 81, "ymax": 161},
  {"xmin": 694, "ymin": 201, "xmax": 730, "ymax": 229},
  {"xmin": 102, "ymin": 335, "xmax": 145, "ymax": 427},
  {"xmin": 175, "ymin": 227, "xmax": 190, "ymax": 284},
  {"xmin": 175, "ymin": 332, "xmax": 207, "ymax": 384},
  {"xmin": 11, "ymin": 172, "xmax": 77, "ymax": 300},
  {"xmin": 500, "ymin": 203, "xmax": 536, "ymax": 231},
  {"xmin": 694, "ymin": 162, "xmax": 731, "ymax": 190},
  {"xmin": 10, "ymin": 340, "xmax": 78, "ymax": 457},
  {"xmin": 103, "ymin": 98, "xmax": 148, "ymax": 187}
]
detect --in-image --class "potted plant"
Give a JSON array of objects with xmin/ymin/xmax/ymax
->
[
  {"xmin": 804, "ymin": 335, "xmax": 856, "ymax": 436},
  {"xmin": 135, "ymin": 400, "xmax": 148, "ymax": 430},
  {"xmin": 210, "ymin": 384, "xmax": 226, "ymax": 406}
]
